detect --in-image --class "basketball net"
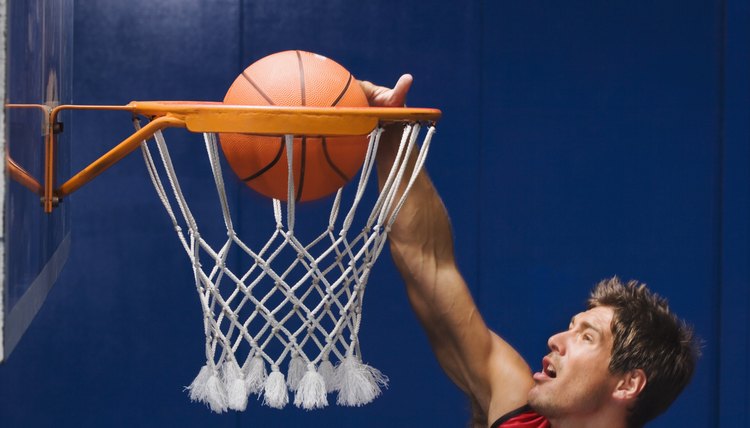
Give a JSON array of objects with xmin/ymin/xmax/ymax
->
[{"xmin": 137, "ymin": 120, "xmax": 435, "ymax": 412}]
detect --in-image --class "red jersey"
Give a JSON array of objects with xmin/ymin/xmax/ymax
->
[{"xmin": 490, "ymin": 405, "xmax": 550, "ymax": 428}]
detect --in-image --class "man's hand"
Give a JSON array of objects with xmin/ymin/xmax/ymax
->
[{"xmin": 359, "ymin": 74, "xmax": 413, "ymax": 107}]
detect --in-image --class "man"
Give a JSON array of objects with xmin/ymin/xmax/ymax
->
[{"xmin": 360, "ymin": 75, "xmax": 698, "ymax": 428}]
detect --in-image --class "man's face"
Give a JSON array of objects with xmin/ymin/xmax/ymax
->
[{"xmin": 527, "ymin": 305, "xmax": 619, "ymax": 418}]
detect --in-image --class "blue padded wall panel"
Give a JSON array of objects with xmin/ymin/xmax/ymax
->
[
  {"xmin": 720, "ymin": 0, "xmax": 750, "ymax": 426},
  {"xmin": 480, "ymin": 1, "xmax": 720, "ymax": 427},
  {"xmin": 0, "ymin": 1, "xmax": 243, "ymax": 426},
  {"xmin": 1, "ymin": 0, "xmax": 747, "ymax": 426},
  {"xmin": 0, "ymin": 1, "xmax": 482, "ymax": 427}
]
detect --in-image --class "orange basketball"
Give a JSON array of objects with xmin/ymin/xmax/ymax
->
[{"xmin": 220, "ymin": 50, "xmax": 369, "ymax": 202}]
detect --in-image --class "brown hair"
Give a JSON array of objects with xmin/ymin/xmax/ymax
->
[{"xmin": 588, "ymin": 277, "xmax": 698, "ymax": 428}]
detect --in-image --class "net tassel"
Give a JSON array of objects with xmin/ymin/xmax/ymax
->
[
  {"xmin": 187, "ymin": 364, "xmax": 211, "ymax": 403},
  {"xmin": 318, "ymin": 358, "xmax": 337, "ymax": 392},
  {"xmin": 204, "ymin": 371, "xmax": 229, "ymax": 413},
  {"xmin": 336, "ymin": 355, "xmax": 388, "ymax": 407},
  {"xmin": 243, "ymin": 354, "xmax": 267, "ymax": 394},
  {"xmin": 263, "ymin": 366, "xmax": 289, "ymax": 409},
  {"xmin": 188, "ymin": 363, "xmax": 229, "ymax": 413},
  {"xmin": 222, "ymin": 360, "xmax": 248, "ymax": 411},
  {"xmin": 286, "ymin": 352, "xmax": 306, "ymax": 391},
  {"xmin": 294, "ymin": 364, "xmax": 328, "ymax": 410}
]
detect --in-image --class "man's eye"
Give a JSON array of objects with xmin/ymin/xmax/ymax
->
[{"xmin": 583, "ymin": 334, "xmax": 593, "ymax": 342}]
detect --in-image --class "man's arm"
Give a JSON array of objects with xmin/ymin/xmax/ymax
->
[{"xmin": 361, "ymin": 76, "xmax": 535, "ymax": 424}]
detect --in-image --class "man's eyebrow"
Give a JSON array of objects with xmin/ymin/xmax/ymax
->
[
  {"xmin": 569, "ymin": 315, "xmax": 603, "ymax": 336},
  {"xmin": 579, "ymin": 321, "xmax": 602, "ymax": 336}
]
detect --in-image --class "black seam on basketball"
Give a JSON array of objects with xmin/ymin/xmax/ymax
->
[
  {"xmin": 241, "ymin": 71, "xmax": 276, "ymax": 105},
  {"xmin": 241, "ymin": 137, "xmax": 285, "ymax": 181},
  {"xmin": 296, "ymin": 136, "xmax": 307, "ymax": 201},
  {"xmin": 330, "ymin": 74, "xmax": 353, "ymax": 107},
  {"xmin": 296, "ymin": 50, "xmax": 306, "ymax": 106},
  {"xmin": 322, "ymin": 137, "xmax": 350, "ymax": 183}
]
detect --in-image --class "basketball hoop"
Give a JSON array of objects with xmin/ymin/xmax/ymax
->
[{"xmin": 43, "ymin": 102, "xmax": 440, "ymax": 411}]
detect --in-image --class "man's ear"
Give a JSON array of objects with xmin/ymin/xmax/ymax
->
[{"xmin": 613, "ymin": 369, "xmax": 647, "ymax": 401}]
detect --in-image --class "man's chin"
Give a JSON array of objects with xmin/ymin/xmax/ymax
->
[
  {"xmin": 527, "ymin": 385, "xmax": 567, "ymax": 420},
  {"xmin": 527, "ymin": 384, "xmax": 548, "ymax": 410}
]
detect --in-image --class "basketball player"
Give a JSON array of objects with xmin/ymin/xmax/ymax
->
[{"xmin": 360, "ymin": 75, "xmax": 698, "ymax": 428}]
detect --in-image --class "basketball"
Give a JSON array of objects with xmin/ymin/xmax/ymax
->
[{"xmin": 220, "ymin": 50, "xmax": 369, "ymax": 202}]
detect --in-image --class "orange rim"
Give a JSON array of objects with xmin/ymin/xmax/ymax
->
[
  {"xmin": 128, "ymin": 101, "xmax": 441, "ymax": 135},
  {"xmin": 38, "ymin": 102, "xmax": 442, "ymax": 212}
]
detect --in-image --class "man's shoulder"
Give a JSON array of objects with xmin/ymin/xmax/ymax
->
[{"xmin": 490, "ymin": 405, "xmax": 550, "ymax": 428}]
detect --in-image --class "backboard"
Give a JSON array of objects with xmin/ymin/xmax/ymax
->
[{"xmin": 1, "ymin": 0, "xmax": 73, "ymax": 362}]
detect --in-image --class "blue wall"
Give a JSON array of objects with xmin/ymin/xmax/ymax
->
[{"xmin": 1, "ymin": 0, "xmax": 748, "ymax": 426}]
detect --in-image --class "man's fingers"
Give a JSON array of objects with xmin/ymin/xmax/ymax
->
[
  {"xmin": 359, "ymin": 74, "xmax": 414, "ymax": 107},
  {"xmin": 388, "ymin": 74, "xmax": 413, "ymax": 107}
]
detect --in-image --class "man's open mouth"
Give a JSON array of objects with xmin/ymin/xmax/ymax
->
[{"xmin": 543, "ymin": 357, "xmax": 557, "ymax": 378}]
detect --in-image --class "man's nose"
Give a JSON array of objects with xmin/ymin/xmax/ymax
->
[{"xmin": 547, "ymin": 331, "xmax": 567, "ymax": 355}]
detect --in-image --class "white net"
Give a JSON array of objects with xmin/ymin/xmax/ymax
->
[{"xmin": 137, "ymin": 120, "xmax": 435, "ymax": 412}]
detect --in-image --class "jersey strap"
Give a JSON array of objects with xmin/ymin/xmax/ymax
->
[{"xmin": 490, "ymin": 405, "xmax": 551, "ymax": 428}]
